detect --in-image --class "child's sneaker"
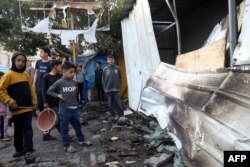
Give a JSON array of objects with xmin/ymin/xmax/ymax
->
[
  {"xmin": 1, "ymin": 137, "xmax": 11, "ymax": 141},
  {"xmin": 64, "ymin": 145, "xmax": 77, "ymax": 153},
  {"xmin": 13, "ymin": 151, "xmax": 25, "ymax": 158},
  {"xmin": 79, "ymin": 141, "xmax": 92, "ymax": 146},
  {"xmin": 24, "ymin": 152, "xmax": 35, "ymax": 165}
]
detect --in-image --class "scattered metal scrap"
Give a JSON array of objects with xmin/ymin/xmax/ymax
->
[{"xmin": 81, "ymin": 102, "xmax": 177, "ymax": 167}]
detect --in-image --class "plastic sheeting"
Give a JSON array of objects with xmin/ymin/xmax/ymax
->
[
  {"xmin": 203, "ymin": 23, "xmax": 227, "ymax": 46},
  {"xmin": 30, "ymin": 17, "xmax": 49, "ymax": 33},
  {"xmin": 121, "ymin": 0, "xmax": 160, "ymax": 111},
  {"xmin": 28, "ymin": 17, "xmax": 98, "ymax": 46},
  {"xmin": 77, "ymin": 55, "xmax": 108, "ymax": 85},
  {"xmin": 0, "ymin": 66, "xmax": 9, "ymax": 73}
]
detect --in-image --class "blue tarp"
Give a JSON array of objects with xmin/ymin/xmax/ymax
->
[
  {"xmin": 0, "ymin": 66, "xmax": 9, "ymax": 73},
  {"xmin": 84, "ymin": 55, "xmax": 108, "ymax": 85},
  {"xmin": 70, "ymin": 54, "xmax": 109, "ymax": 101}
]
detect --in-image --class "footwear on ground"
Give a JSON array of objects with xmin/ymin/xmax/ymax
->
[{"xmin": 64, "ymin": 145, "xmax": 77, "ymax": 153}]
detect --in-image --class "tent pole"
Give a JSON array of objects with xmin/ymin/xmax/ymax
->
[
  {"xmin": 228, "ymin": 0, "xmax": 237, "ymax": 67},
  {"xmin": 70, "ymin": 0, "xmax": 77, "ymax": 65},
  {"xmin": 166, "ymin": 0, "xmax": 181, "ymax": 55}
]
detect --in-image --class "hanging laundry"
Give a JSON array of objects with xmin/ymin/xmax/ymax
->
[
  {"xmin": 28, "ymin": 17, "xmax": 99, "ymax": 46},
  {"xmin": 28, "ymin": 17, "xmax": 49, "ymax": 33},
  {"xmin": 83, "ymin": 18, "xmax": 99, "ymax": 43}
]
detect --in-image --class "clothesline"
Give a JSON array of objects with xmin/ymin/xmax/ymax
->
[{"xmin": 27, "ymin": 17, "xmax": 99, "ymax": 46}]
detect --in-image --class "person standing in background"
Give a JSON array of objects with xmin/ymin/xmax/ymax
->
[
  {"xmin": 33, "ymin": 46, "xmax": 51, "ymax": 114},
  {"xmin": 26, "ymin": 59, "xmax": 35, "ymax": 83},
  {"xmin": 33, "ymin": 46, "xmax": 52, "ymax": 141},
  {"xmin": 42, "ymin": 59, "xmax": 62, "ymax": 141},
  {"xmin": 76, "ymin": 65, "xmax": 84, "ymax": 105},
  {"xmin": 95, "ymin": 61, "xmax": 104, "ymax": 105},
  {"xmin": 102, "ymin": 55, "xmax": 124, "ymax": 121},
  {"xmin": 0, "ymin": 72, "xmax": 10, "ymax": 141}
]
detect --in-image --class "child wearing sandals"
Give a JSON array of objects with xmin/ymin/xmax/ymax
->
[
  {"xmin": 0, "ymin": 72, "xmax": 10, "ymax": 141},
  {"xmin": 47, "ymin": 62, "xmax": 91, "ymax": 153},
  {"xmin": 0, "ymin": 52, "xmax": 37, "ymax": 164}
]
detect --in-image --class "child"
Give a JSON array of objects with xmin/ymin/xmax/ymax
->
[
  {"xmin": 94, "ymin": 61, "xmax": 104, "ymax": 104},
  {"xmin": 102, "ymin": 55, "xmax": 124, "ymax": 120},
  {"xmin": 0, "ymin": 52, "xmax": 37, "ymax": 163},
  {"xmin": 47, "ymin": 62, "xmax": 90, "ymax": 153},
  {"xmin": 33, "ymin": 46, "xmax": 51, "ymax": 113},
  {"xmin": 42, "ymin": 59, "xmax": 62, "ymax": 140},
  {"xmin": 76, "ymin": 65, "xmax": 84, "ymax": 104},
  {"xmin": 0, "ymin": 72, "xmax": 10, "ymax": 141}
]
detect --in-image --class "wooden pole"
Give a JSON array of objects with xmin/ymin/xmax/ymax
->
[
  {"xmin": 70, "ymin": 0, "xmax": 77, "ymax": 65},
  {"xmin": 72, "ymin": 41, "xmax": 76, "ymax": 65}
]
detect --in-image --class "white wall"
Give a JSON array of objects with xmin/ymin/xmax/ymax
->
[{"xmin": 121, "ymin": 0, "xmax": 160, "ymax": 111}]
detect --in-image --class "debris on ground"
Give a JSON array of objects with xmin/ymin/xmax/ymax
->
[{"xmin": 0, "ymin": 101, "xmax": 180, "ymax": 166}]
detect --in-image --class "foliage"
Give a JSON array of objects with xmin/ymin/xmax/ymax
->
[{"xmin": 0, "ymin": 0, "xmax": 125, "ymax": 56}]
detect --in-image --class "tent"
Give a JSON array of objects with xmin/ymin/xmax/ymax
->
[
  {"xmin": 75, "ymin": 54, "xmax": 128, "ymax": 100},
  {"xmin": 0, "ymin": 66, "xmax": 9, "ymax": 73}
]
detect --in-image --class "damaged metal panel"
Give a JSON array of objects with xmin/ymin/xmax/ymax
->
[
  {"xmin": 139, "ymin": 63, "xmax": 250, "ymax": 166},
  {"xmin": 233, "ymin": 0, "xmax": 250, "ymax": 66},
  {"xmin": 121, "ymin": 0, "xmax": 161, "ymax": 111}
]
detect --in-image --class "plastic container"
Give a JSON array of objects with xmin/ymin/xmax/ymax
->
[{"xmin": 37, "ymin": 109, "xmax": 58, "ymax": 132}]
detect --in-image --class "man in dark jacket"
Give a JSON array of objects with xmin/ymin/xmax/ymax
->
[{"xmin": 102, "ymin": 55, "xmax": 124, "ymax": 119}]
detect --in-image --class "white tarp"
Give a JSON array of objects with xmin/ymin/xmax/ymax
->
[
  {"xmin": 28, "ymin": 17, "xmax": 98, "ymax": 46},
  {"xmin": 30, "ymin": 17, "xmax": 49, "ymax": 33},
  {"xmin": 203, "ymin": 23, "xmax": 227, "ymax": 46},
  {"xmin": 121, "ymin": 0, "xmax": 160, "ymax": 111}
]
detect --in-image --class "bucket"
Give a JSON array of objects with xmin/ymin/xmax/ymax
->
[{"xmin": 37, "ymin": 109, "xmax": 58, "ymax": 132}]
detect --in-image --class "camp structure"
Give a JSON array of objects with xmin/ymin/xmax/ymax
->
[{"xmin": 120, "ymin": 0, "xmax": 250, "ymax": 166}]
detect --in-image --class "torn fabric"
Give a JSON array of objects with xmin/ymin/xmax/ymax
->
[
  {"xmin": 28, "ymin": 17, "xmax": 99, "ymax": 46},
  {"xmin": 28, "ymin": 17, "xmax": 49, "ymax": 33}
]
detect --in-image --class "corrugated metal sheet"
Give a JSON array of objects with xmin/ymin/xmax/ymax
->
[
  {"xmin": 121, "ymin": 0, "xmax": 161, "ymax": 111},
  {"xmin": 139, "ymin": 63, "xmax": 250, "ymax": 166}
]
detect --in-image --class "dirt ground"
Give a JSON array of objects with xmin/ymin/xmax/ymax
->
[{"xmin": 0, "ymin": 101, "xmax": 176, "ymax": 167}]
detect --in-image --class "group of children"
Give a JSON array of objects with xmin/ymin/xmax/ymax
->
[
  {"xmin": 0, "ymin": 48, "xmax": 88, "ymax": 163},
  {"xmin": 0, "ymin": 47, "xmax": 125, "ymax": 164}
]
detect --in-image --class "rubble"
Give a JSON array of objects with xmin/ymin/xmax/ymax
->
[
  {"xmin": 97, "ymin": 153, "xmax": 106, "ymax": 163},
  {"xmin": 144, "ymin": 153, "xmax": 173, "ymax": 167},
  {"xmin": 0, "ymin": 101, "xmax": 177, "ymax": 166}
]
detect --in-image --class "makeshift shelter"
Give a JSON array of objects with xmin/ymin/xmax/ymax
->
[
  {"xmin": 75, "ymin": 54, "xmax": 128, "ymax": 100},
  {"xmin": 120, "ymin": 0, "xmax": 249, "ymax": 166}
]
